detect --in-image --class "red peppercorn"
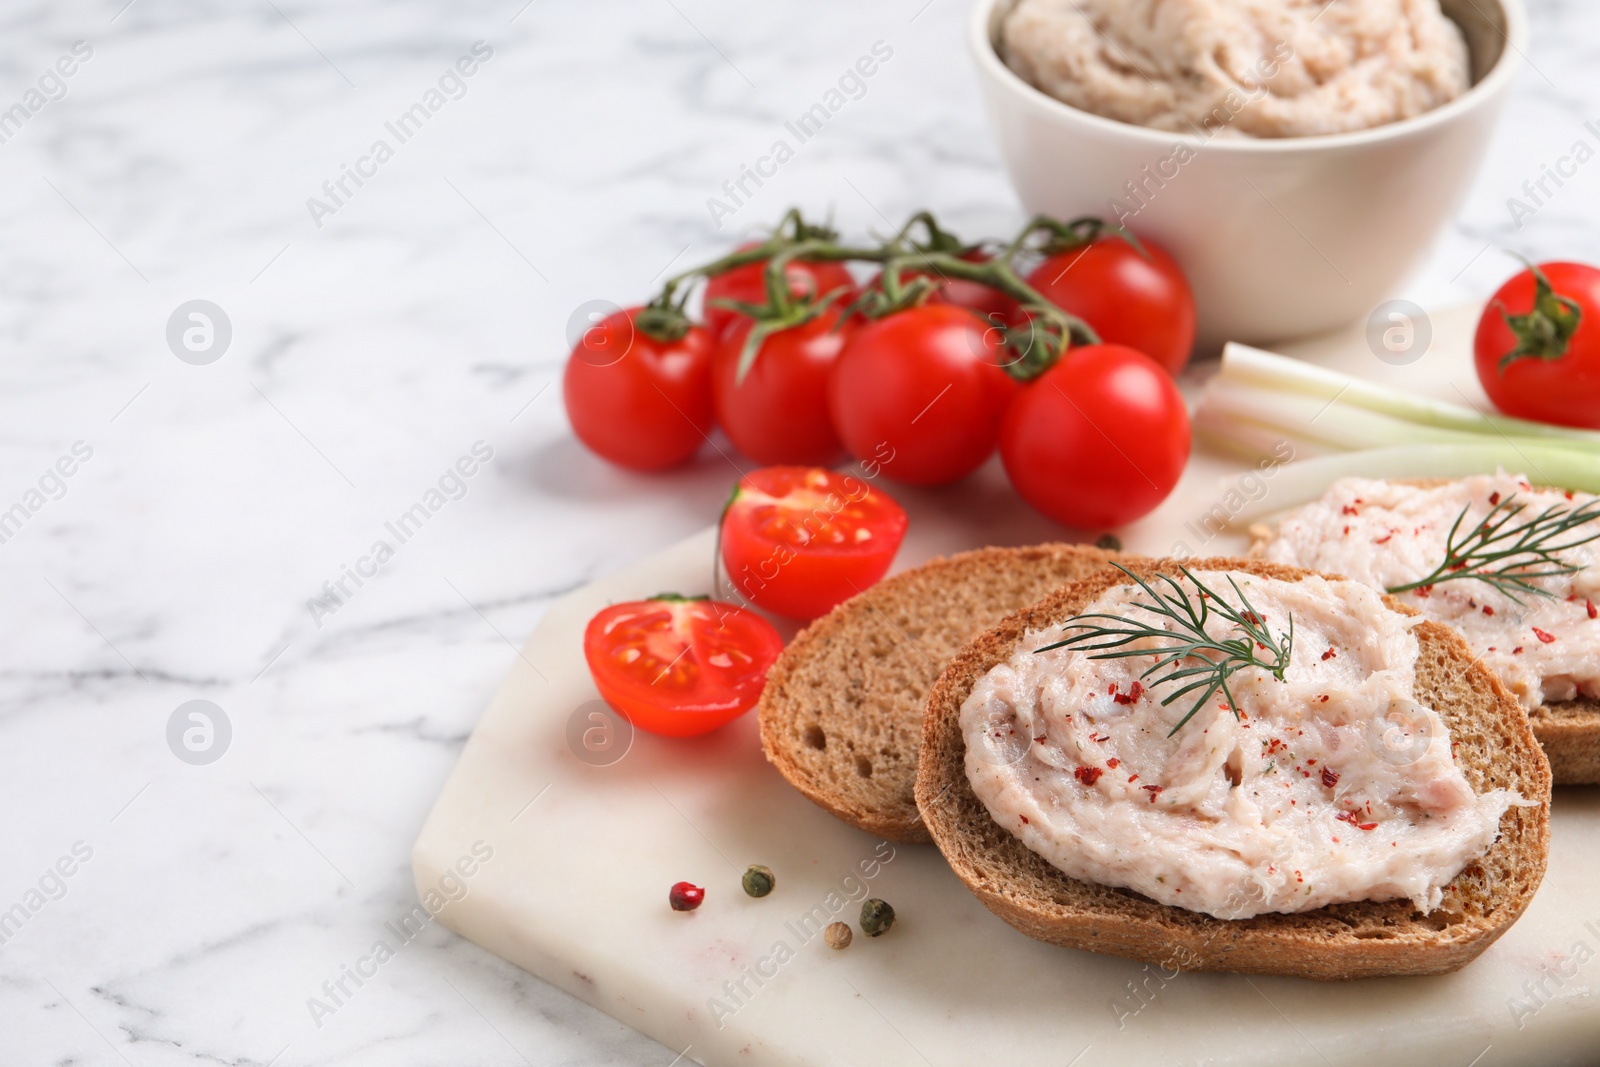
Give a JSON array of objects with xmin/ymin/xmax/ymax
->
[{"xmin": 669, "ymin": 881, "xmax": 704, "ymax": 912}]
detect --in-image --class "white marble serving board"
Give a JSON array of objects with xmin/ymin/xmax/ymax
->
[{"xmin": 412, "ymin": 306, "xmax": 1600, "ymax": 1066}]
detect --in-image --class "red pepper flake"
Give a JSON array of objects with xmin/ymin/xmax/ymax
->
[
  {"xmin": 1566, "ymin": 489, "xmax": 1576, "ymax": 500},
  {"xmin": 1374, "ymin": 532, "xmax": 1393, "ymax": 544},
  {"xmin": 1294, "ymin": 870, "xmax": 1304, "ymax": 883},
  {"xmin": 1336, "ymin": 810, "xmax": 1378, "ymax": 831},
  {"xmin": 1306, "ymin": 759, "xmax": 1317, "ymax": 766},
  {"xmin": 1489, "ymin": 492, "xmax": 1501, "ymax": 506},
  {"xmin": 1533, "ymin": 628, "xmax": 1557, "ymax": 644},
  {"xmin": 1107, "ymin": 683, "xmax": 1117, "ymax": 696},
  {"xmin": 1091, "ymin": 733, "xmax": 1111, "ymax": 743},
  {"xmin": 1483, "ymin": 605, "xmax": 1495, "ymax": 616},
  {"xmin": 1513, "ymin": 646, "xmax": 1524, "ymax": 655},
  {"xmin": 1342, "ymin": 525, "xmax": 1351, "ymax": 535},
  {"xmin": 1019, "ymin": 815, "xmax": 1029, "ymax": 824},
  {"xmin": 1106, "ymin": 757, "xmax": 1121, "ymax": 769},
  {"xmin": 1414, "ymin": 585, "xmax": 1433, "ymax": 598},
  {"xmin": 1034, "ymin": 736, "xmax": 1048, "ymax": 744},
  {"xmin": 1590, "ymin": 599, "xmax": 1598, "ymax": 620},
  {"xmin": 1341, "ymin": 504, "xmax": 1360, "ymax": 516},
  {"xmin": 1128, "ymin": 774, "xmax": 1139, "ymax": 782},
  {"xmin": 1321, "ymin": 647, "xmax": 1337, "ymax": 661},
  {"xmin": 1113, "ymin": 681, "xmax": 1145, "ymax": 705},
  {"xmin": 1074, "ymin": 766, "xmax": 1102, "ymax": 786},
  {"xmin": 1142, "ymin": 784, "xmax": 1164, "ymax": 802},
  {"xmin": 1318, "ymin": 695, "xmax": 1330, "ymax": 703},
  {"xmin": 1321, "ymin": 766, "xmax": 1339, "ymax": 789},
  {"xmin": 1242, "ymin": 611, "xmax": 1262, "ymax": 624}
]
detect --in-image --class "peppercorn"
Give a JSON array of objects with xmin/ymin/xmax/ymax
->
[
  {"xmin": 824, "ymin": 922, "xmax": 852, "ymax": 950},
  {"xmin": 742, "ymin": 864, "xmax": 775, "ymax": 898},
  {"xmin": 669, "ymin": 881, "xmax": 704, "ymax": 911},
  {"xmin": 1095, "ymin": 533, "xmax": 1122, "ymax": 552},
  {"xmin": 859, "ymin": 898, "xmax": 895, "ymax": 936}
]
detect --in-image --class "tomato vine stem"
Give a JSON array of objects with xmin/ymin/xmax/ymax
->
[{"xmin": 643, "ymin": 207, "xmax": 1111, "ymax": 380}]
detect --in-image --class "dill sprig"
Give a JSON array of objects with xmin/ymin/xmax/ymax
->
[
  {"xmin": 1035, "ymin": 564, "xmax": 1295, "ymax": 737},
  {"xmin": 1386, "ymin": 493, "xmax": 1600, "ymax": 603}
]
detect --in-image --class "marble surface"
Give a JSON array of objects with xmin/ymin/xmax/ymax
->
[{"xmin": 2, "ymin": 1, "xmax": 1598, "ymax": 1064}]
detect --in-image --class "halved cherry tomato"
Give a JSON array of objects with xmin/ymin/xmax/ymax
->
[
  {"xmin": 563, "ymin": 307, "xmax": 714, "ymax": 471},
  {"xmin": 1022, "ymin": 234, "xmax": 1196, "ymax": 375},
  {"xmin": 715, "ymin": 310, "xmax": 853, "ymax": 466},
  {"xmin": 1474, "ymin": 261, "xmax": 1600, "ymax": 429},
  {"xmin": 582, "ymin": 594, "xmax": 783, "ymax": 737},
  {"xmin": 999, "ymin": 344, "xmax": 1190, "ymax": 530},
  {"xmin": 702, "ymin": 247, "xmax": 856, "ymax": 339},
  {"xmin": 829, "ymin": 305, "xmax": 1018, "ymax": 486},
  {"xmin": 720, "ymin": 467, "xmax": 908, "ymax": 620}
]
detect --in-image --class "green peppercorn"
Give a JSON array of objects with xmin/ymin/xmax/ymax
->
[
  {"xmin": 742, "ymin": 864, "xmax": 775, "ymax": 898},
  {"xmin": 860, "ymin": 897, "xmax": 895, "ymax": 937},
  {"xmin": 1095, "ymin": 533, "xmax": 1122, "ymax": 552}
]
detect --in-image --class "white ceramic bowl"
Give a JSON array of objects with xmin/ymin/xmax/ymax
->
[{"xmin": 971, "ymin": 0, "xmax": 1525, "ymax": 351}]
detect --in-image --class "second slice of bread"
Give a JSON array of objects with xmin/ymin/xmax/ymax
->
[
  {"xmin": 758, "ymin": 543, "xmax": 1116, "ymax": 843},
  {"xmin": 1247, "ymin": 489, "xmax": 1600, "ymax": 785},
  {"xmin": 915, "ymin": 557, "xmax": 1552, "ymax": 980}
]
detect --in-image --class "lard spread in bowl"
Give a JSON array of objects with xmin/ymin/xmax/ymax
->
[{"xmin": 999, "ymin": 0, "xmax": 1470, "ymax": 138}]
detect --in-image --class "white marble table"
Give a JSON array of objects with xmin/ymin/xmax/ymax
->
[{"xmin": 2, "ymin": 1, "xmax": 1596, "ymax": 1064}]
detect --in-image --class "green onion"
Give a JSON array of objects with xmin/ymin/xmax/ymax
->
[
  {"xmin": 1215, "ymin": 344, "xmax": 1600, "ymax": 447},
  {"xmin": 1227, "ymin": 444, "xmax": 1600, "ymax": 526},
  {"xmin": 1197, "ymin": 343, "xmax": 1600, "ymax": 526}
]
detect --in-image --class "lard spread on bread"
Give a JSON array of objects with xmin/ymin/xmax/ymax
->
[
  {"xmin": 1261, "ymin": 474, "xmax": 1600, "ymax": 709},
  {"xmin": 962, "ymin": 571, "xmax": 1519, "ymax": 919}
]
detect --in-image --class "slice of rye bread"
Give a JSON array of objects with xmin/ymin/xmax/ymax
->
[
  {"xmin": 1246, "ymin": 477, "xmax": 1600, "ymax": 785},
  {"xmin": 758, "ymin": 543, "xmax": 1119, "ymax": 843},
  {"xmin": 915, "ymin": 557, "xmax": 1552, "ymax": 980}
]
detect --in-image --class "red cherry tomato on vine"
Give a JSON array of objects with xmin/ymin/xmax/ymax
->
[
  {"xmin": 720, "ymin": 466, "xmax": 908, "ymax": 620},
  {"xmin": 829, "ymin": 305, "xmax": 1019, "ymax": 486},
  {"xmin": 1000, "ymin": 344, "xmax": 1190, "ymax": 531},
  {"xmin": 1023, "ymin": 235, "xmax": 1196, "ymax": 375},
  {"xmin": 583, "ymin": 595, "xmax": 783, "ymax": 737},
  {"xmin": 702, "ymin": 245, "xmax": 856, "ymax": 339},
  {"xmin": 1474, "ymin": 261, "xmax": 1600, "ymax": 429},
  {"xmin": 563, "ymin": 307, "xmax": 713, "ymax": 471},
  {"xmin": 715, "ymin": 311, "xmax": 853, "ymax": 466}
]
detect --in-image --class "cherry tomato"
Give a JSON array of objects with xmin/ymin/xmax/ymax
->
[
  {"xmin": 582, "ymin": 594, "xmax": 783, "ymax": 737},
  {"xmin": 829, "ymin": 305, "xmax": 1019, "ymax": 486},
  {"xmin": 884, "ymin": 251, "xmax": 1019, "ymax": 326},
  {"xmin": 1023, "ymin": 235, "xmax": 1196, "ymax": 375},
  {"xmin": 702, "ymin": 246, "xmax": 856, "ymax": 339},
  {"xmin": 1000, "ymin": 344, "xmax": 1190, "ymax": 530},
  {"xmin": 715, "ymin": 311, "xmax": 852, "ymax": 466},
  {"xmin": 563, "ymin": 307, "xmax": 713, "ymax": 472},
  {"xmin": 1474, "ymin": 261, "xmax": 1600, "ymax": 429},
  {"xmin": 720, "ymin": 466, "xmax": 908, "ymax": 620}
]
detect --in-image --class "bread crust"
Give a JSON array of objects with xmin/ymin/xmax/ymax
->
[
  {"xmin": 915, "ymin": 557, "xmax": 1552, "ymax": 980},
  {"xmin": 1248, "ymin": 480, "xmax": 1600, "ymax": 785},
  {"xmin": 758, "ymin": 544, "xmax": 1118, "ymax": 843}
]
